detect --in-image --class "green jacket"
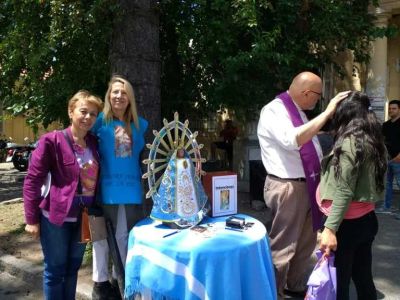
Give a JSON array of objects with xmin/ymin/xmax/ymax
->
[{"xmin": 319, "ymin": 137, "xmax": 384, "ymax": 231}]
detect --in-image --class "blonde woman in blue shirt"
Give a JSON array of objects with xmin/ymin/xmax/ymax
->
[{"xmin": 91, "ymin": 75, "xmax": 148, "ymax": 300}]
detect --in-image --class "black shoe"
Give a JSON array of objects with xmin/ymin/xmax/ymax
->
[
  {"xmin": 92, "ymin": 281, "xmax": 121, "ymax": 300},
  {"xmin": 110, "ymin": 278, "xmax": 123, "ymax": 300},
  {"xmin": 283, "ymin": 288, "xmax": 307, "ymax": 298}
]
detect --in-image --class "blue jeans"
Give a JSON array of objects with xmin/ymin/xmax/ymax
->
[
  {"xmin": 40, "ymin": 215, "xmax": 86, "ymax": 300},
  {"xmin": 383, "ymin": 161, "xmax": 400, "ymax": 209}
]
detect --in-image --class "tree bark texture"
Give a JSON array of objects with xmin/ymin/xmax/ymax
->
[
  {"xmin": 109, "ymin": 0, "xmax": 160, "ymax": 213},
  {"xmin": 109, "ymin": 0, "xmax": 161, "ymax": 138}
]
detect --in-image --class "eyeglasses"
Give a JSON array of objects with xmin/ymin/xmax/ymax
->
[{"xmin": 303, "ymin": 90, "xmax": 322, "ymax": 96}]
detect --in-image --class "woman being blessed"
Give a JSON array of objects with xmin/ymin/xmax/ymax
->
[
  {"xmin": 90, "ymin": 75, "xmax": 148, "ymax": 300},
  {"xmin": 24, "ymin": 90, "xmax": 102, "ymax": 300},
  {"xmin": 318, "ymin": 91, "xmax": 387, "ymax": 300}
]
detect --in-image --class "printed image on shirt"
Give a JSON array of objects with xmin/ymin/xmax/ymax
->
[
  {"xmin": 114, "ymin": 125, "xmax": 132, "ymax": 157},
  {"xmin": 80, "ymin": 159, "xmax": 99, "ymax": 196}
]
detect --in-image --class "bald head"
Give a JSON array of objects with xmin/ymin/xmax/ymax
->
[
  {"xmin": 289, "ymin": 72, "xmax": 322, "ymax": 110},
  {"xmin": 291, "ymin": 72, "xmax": 322, "ymax": 90}
]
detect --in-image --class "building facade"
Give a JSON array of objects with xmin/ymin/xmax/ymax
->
[{"xmin": 328, "ymin": 1, "xmax": 400, "ymax": 121}]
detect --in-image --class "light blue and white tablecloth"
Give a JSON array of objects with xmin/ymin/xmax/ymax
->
[{"xmin": 125, "ymin": 214, "xmax": 277, "ymax": 300}]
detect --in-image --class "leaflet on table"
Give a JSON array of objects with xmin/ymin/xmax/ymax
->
[{"xmin": 212, "ymin": 175, "xmax": 237, "ymax": 217}]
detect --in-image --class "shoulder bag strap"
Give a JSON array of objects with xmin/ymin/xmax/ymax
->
[{"xmin": 62, "ymin": 129, "xmax": 83, "ymax": 195}]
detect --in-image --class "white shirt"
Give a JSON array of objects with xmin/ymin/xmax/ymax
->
[{"xmin": 257, "ymin": 97, "xmax": 323, "ymax": 178}]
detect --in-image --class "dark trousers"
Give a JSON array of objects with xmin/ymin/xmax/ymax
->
[
  {"xmin": 213, "ymin": 141, "xmax": 233, "ymax": 165},
  {"xmin": 335, "ymin": 211, "xmax": 378, "ymax": 300}
]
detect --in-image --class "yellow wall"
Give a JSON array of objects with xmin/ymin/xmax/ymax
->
[
  {"xmin": 2, "ymin": 115, "xmax": 62, "ymax": 144},
  {"xmin": 388, "ymin": 15, "xmax": 400, "ymax": 101}
]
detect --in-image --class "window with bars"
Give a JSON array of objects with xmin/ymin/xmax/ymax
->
[{"xmin": 187, "ymin": 115, "xmax": 218, "ymax": 133}]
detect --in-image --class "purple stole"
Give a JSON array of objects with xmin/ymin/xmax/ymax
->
[{"xmin": 278, "ymin": 91, "xmax": 323, "ymax": 231}]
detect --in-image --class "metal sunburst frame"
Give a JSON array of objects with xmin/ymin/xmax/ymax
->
[{"xmin": 142, "ymin": 112, "xmax": 206, "ymax": 201}]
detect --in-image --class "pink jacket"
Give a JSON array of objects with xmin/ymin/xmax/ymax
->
[{"xmin": 23, "ymin": 127, "xmax": 99, "ymax": 226}]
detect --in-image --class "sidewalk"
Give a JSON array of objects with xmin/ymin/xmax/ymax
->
[
  {"xmin": 0, "ymin": 163, "xmax": 25, "ymax": 203},
  {"xmin": 0, "ymin": 162, "xmax": 93, "ymax": 299},
  {"xmin": 1, "ymin": 161, "xmax": 399, "ymax": 299},
  {"xmin": 0, "ymin": 191, "xmax": 268, "ymax": 300}
]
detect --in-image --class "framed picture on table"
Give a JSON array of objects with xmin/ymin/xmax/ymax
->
[{"xmin": 211, "ymin": 174, "xmax": 237, "ymax": 217}]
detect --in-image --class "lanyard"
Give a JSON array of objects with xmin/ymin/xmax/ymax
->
[{"xmin": 62, "ymin": 129, "xmax": 84, "ymax": 205}]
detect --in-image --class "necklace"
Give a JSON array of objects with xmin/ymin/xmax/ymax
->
[{"xmin": 72, "ymin": 136, "xmax": 87, "ymax": 148}]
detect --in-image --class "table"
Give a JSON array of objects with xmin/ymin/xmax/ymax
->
[{"xmin": 124, "ymin": 214, "xmax": 277, "ymax": 300}]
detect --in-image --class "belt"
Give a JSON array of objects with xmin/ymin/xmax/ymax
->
[{"xmin": 268, "ymin": 174, "xmax": 306, "ymax": 182}]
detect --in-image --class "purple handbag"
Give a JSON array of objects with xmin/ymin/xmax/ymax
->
[{"xmin": 305, "ymin": 250, "xmax": 337, "ymax": 300}]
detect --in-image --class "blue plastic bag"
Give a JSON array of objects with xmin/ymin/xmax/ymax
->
[{"xmin": 305, "ymin": 250, "xmax": 336, "ymax": 300}]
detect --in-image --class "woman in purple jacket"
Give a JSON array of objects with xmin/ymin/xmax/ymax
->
[{"xmin": 23, "ymin": 90, "xmax": 103, "ymax": 300}]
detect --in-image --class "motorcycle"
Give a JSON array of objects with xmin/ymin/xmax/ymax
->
[
  {"xmin": 6, "ymin": 137, "xmax": 37, "ymax": 172},
  {"xmin": 0, "ymin": 135, "xmax": 9, "ymax": 162}
]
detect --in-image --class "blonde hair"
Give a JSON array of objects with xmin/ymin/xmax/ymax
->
[
  {"xmin": 103, "ymin": 75, "xmax": 139, "ymax": 136},
  {"xmin": 68, "ymin": 90, "xmax": 103, "ymax": 115}
]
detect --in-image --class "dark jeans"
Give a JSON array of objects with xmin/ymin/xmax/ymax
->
[
  {"xmin": 213, "ymin": 141, "xmax": 233, "ymax": 164},
  {"xmin": 384, "ymin": 160, "xmax": 400, "ymax": 209},
  {"xmin": 40, "ymin": 215, "xmax": 86, "ymax": 300},
  {"xmin": 335, "ymin": 211, "xmax": 378, "ymax": 300}
]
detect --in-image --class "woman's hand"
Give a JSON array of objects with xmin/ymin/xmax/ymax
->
[
  {"xmin": 25, "ymin": 224, "xmax": 40, "ymax": 239},
  {"xmin": 319, "ymin": 227, "xmax": 337, "ymax": 257}
]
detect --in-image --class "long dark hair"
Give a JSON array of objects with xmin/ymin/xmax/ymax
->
[{"xmin": 331, "ymin": 91, "xmax": 387, "ymax": 192}]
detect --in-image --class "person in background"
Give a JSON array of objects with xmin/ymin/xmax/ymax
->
[
  {"xmin": 317, "ymin": 120, "xmax": 334, "ymax": 156},
  {"xmin": 304, "ymin": 110, "xmax": 334, "ymax": 156},
  {"xmin": 318, "ymin": 92, "xmax": 387, "ymax": 300},
  {"xmin": 24, "ymin": 90, "xmax": 102, "ymax": 300},
  {"xmin": 257, "ymin": 71, "xmax": 349, "ymax": 298},
  {"xmin": 211, "ymin": 119, "xmax": 239, "ymax": 168},
  {"xmin": 91, "ymin": 75, "xmax": 148, "ymax": 300},
  {"xmin": 376, "ymin": 99, "xmax": 400, "ymax": 217}
]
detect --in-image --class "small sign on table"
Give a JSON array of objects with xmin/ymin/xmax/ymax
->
[{"xmin": 203, "ymin": 171, "xmax": 237, "ymax": 217}]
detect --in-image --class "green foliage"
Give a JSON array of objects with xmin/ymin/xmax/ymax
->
[
  {"xmin": 0, "ymin": 0, "xmax": 397, "ymax": 127},
  {"xmin": 160, "ymin": 0, "xmax": 396, "ymax": 121},
  {"xmin": 0, "ymin": 0, "xmax": 116, "ymax": 127}
]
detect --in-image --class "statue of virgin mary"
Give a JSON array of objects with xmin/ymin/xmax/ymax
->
[{"xmin": 149, "ymin": 148, "xmax": 208, "ymax": 228}]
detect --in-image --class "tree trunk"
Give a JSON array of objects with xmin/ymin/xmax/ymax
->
[
  {"xmin": 109, "ymin": 0, "xmax": 161, "ymax": 136},
  {"xmin": 109, "ymin": 0, "xmax": 160, "ymax": 213}
]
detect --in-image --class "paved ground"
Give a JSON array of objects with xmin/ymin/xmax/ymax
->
[
  {"xmin": 1, "ymin": 162, "xmax": 400, "ymax": 299},
  {"xmin": 0, "ymin": 271, "xmax": 42, "ymax": 300},
  {"xmin": 0, "ymin": 163, "xmax": 24, "ymax": 202}
]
